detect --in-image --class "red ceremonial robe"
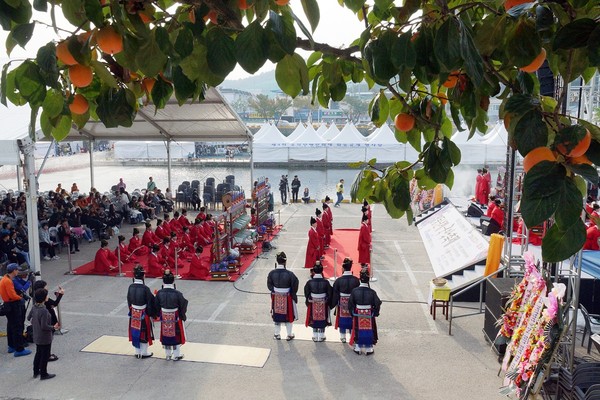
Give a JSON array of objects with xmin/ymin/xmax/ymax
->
[
  {"xmin": 178, "ymin": 216, "xmax": 190, "ymax": 227},
  {"xmin": 512, "ymin": 219, "xmax": 542, "ymax": 246},
  {"xmin": 325, "ymin": 208, "xmax": 333, "ymax": 234},
  {"xmin": 475, "ymin": 175, "xmax": 484, "ymax": 204},
  {"xmin": 114, "ymin": 242, "xmax": 136, "ymax": 263},
  {"xmin": 482, "ymin": 172, "xmax": 491, "ymax": 203},
  {"xmin": 155, "ymin": 225, "xmax": 168, "ymax": 240},
  {"xmin": 129, "ymin": 235, "xmax": 149, "ymax": 256},
  {"xmin": 169, "ymin": 218, "xmax": 182, "ymax": 234},
  {"xmin": 185, "ymin": 253, "xmax": 210, "ymax": 280},
  {"xmin": 321, "ymin": 211, "xmax": 331, "ymax": 247},
  {"xmin": 146, "ymin": 252, "xmax": 164, "ymax": 277},
  {"xmin": 486, "ymin": 201, "xmax": 497, "ymax": 217},
  {"xmin": 316, "ymin": 217, "xmax": 325, "ymax": 256},
  {"xmin": 142, "ymin": 229, "xmax": 160, "ymax": 247},
  {"xmin": 358, "ymin": 221, "xmax": 371, "ymax": 264},
  {"xmin": 491, "ymin": 207, "xmax": 504, "ymax": 229},
  {"xmin": 584, "ymin": 225, "xmax": 600, "ymax": 250},
  {"xmin": 159, "ymin": 244, "xmax": 176, "ymax": 268},
  {"xmin": 304, "ymin": 227, "xmax": 321, "ymax": 269},
  {"xmin": 93, "ymin": 247, "xmax": 118, "ymax": 274}
]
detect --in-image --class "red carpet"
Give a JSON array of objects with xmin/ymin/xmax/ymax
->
[
  {"xmin": 320, "ymin": 228, "xmax": 362, "ymax": 279},
  {"xmin": 73, "ymin": 226, "xmax": 282, "ymax": 282}
]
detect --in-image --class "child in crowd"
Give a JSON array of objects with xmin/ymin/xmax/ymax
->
[{"xmin": 30, "ymin": 288, "xmax": 58, "ymax": 380}]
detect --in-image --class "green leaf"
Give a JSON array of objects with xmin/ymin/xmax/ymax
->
[
  {"xmin": 289, "ymin": 9, "xmax": 314, "ymax": 48},
  {"xmin": 11, "ymin": 22, "xmax": 34, "ymax": 49},
  {"xmin": 369, "ymin": 90, "xmax": 389, "ymax": 127},
  {"xmin": 505, "ymin": 94, "xmax": 541, "ymax": 115},
  {"xmin": 521, "ymin": 161, "xmax": 563, "ymax": 227},
  {"xmin": 151, "ymin": 76, "xmax": 174, "ymax": 110},
  {"xmin": 569, "ymin": 163, "xmax": 598, "ymax": 184},
  {"xmin": 235, "ymin": 20, "xmax": 269, "ymax": 74},
  {"xmin": 268, "ymin": 11, "xmax": 296, "ymax": 55},
  {"xmin": 541, "ymin": 219, "xmax": 586, "ymax": 262},
  {"xmin": 36, "ymin": 42, "xmax": 59, "ymax": 88},
  {"xmin": 155, "ymin": 26, "xmax": 174, "ymax": 57},
  {"xmin": 588, "ymin": 26, "xmax": 600, "ymax": 66},
  {"xmin": 506, "ymin": 18, "xmax": 541, "ymax": 68},
  {"xmin": 554, "ymin": 175, "xmax": 585, "ymax": 226},
  {"xmin": 585, "ymin": 138, "xmax": 600, "ymax": 165},
  {"xmin": 174, "ymin": 27, "xmax": 194, "ymax": 59},
  {"xmin": 344, "ymin": 0, "xmax": 366, "ymax": 13},
  {"xmin": 14, "ymin": 61, "xmax": 46, "ymax": 107},
  {"xmin": 61, "ymin": 0, "xmax": 88, "ymax": 29},
  {"xmin": 206, "ymin": 27, "xmax": 236, "ymax": 77},
  {"xmin": 83, "ymin": 0, "xmax": 103, "ymax": 28},
  {"xmin": 445, "ymin": 137, "xmax": 461, "ymax": 165},
  {"xmin": 574, "ymin": 175, "xmax": 587, "ymax": 198},
  {"xmin": 300, "ymin": 0, "xmax": 319, "ymax": 32},
  {"xmin": 514, "ymin": 109, "xmax": 548, "ymax": 157},
  {"xmin": 370, "ymin": 31, "xmax": 397, "ymax": 83},
  {"xmin": 330, "ymin": 80, "xmax": 346, "ymax": 102},
  {"xmin": 91, "ymin": 60, "xmax": 118, "ymax": 89},
  {"xmin": 96, "ymin": 87, "xmax": 136, "ymax": 128},
  {"xmin": 275, "ymin": 53, "xmax": 309, "ymax": 98},
  {"xmin": 535, "ymin": 5, "xmax": 554, "ymax": 32},
  {"xmin": 135, "ymin": 36, "xmax": 167, "ymax": 78},
  {"xmin": 553, "ymin": 18, "xmax": 597, "ymax": 50},
  {"xmin": 391, "ymin": 174, "xmax": 411, "ymax": 210},
  {"xmin": 445, "ymin": 168, "xmax": 454, "ymax": 189},
  {"xmin": 33, "ymin": 0, "xmax": 47, "ymax": 12},
  {"xmin": 424, "ymin": 143, "xmax": 451, "ymax": 183},
  {"xmin": 476, "ymin": 16, "xmax": 507, "ymax": 57},
  {"xmin": 172, "ymin": 66, "xmax": 195, "ymax": 105},
  {"xmin": 553, "ymin": 124, "xmax": 587, "ymax": 153},
  {"xmin": 459, "ymin": 20, "xmax": 484, "ymax": 86},
  {"xmin": 390, "ymin": 32, "xmax": 416, "ymax": 70},
  {"xmin": 434, "ymin": 18, "xmax": 462, "ymax": 71},
  {"xmin": 0, "ymin": 63, "xmax": 8, "ymax": 106},
  {"xmin": 41, "ymin": 89, "xmax": 64, "ymax": 118},
  {"xmin": 40, "ymin": 109, "xmax": 71, "ymax": 141}
]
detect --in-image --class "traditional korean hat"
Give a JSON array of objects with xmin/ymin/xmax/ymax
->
[
  {"xmin": 276, "ymin": 251, "xmax": 287, "ymax": 264},
  {"xmin": 342, "ymin": 258, "xmax": 353, "ymax": 270},
  {"xmin": 310, "ymin": 216, "xmax": 316, "ymax": 225},
  {"xmin": 315, "ymin": 208, "xmax": 322, "ymax": 216},
  {"xmin": 362, "ymin": 214, "xmax": 368, "ymax": 222},
  {"xmin": 133, "ymin": 265, "xmax": 145, "ymax": 279}
]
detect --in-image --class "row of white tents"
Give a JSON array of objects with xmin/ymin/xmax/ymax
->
[{"xmin": 254, "ymin": 121, "xmax": 510, "ymax": 164}]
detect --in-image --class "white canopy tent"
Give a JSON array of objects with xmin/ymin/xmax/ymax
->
[
  {"xmin": 114, "ymin": 141, "xmax": 195, "ymax": 159},
  {"xmin": 478, "ymin": 123, "xmax": 509, "ymax": 164},
  {"xmin": 315, "ymin": 122, "xmax": 328, "ymax": 136},
  {"xmin": 366, "ymin": 124, "xmax": 405, "ymax": 163},
  {"xmin": 253, "ymin": 124, "xmax": 289, "ymax": 162},
  {"xmin": 451, "ymin": 130, "xmax": 487, "ymax": 165},
  {"xmin": 327, "ymin": 123, "xmax": 367, "ymax": 162},
  {"xmin": 286, "ymin": 122, "xmax": 306, "ymax": 142},
  {"xmin": 251, "ymin": 123, "xmax": 270, "ymax": 141},
  {"xmin": 321, "ymin": 123, "xmax": 340, "ymax": 141},
  {"xmin": 289, "ymin": 123, "xmax": 326, "ymax": 161}
]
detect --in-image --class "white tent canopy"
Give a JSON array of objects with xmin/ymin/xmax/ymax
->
[
  {"xmin": 327, "ymin": 123, "xmax": 367, "ymax": 163},
  {"xmin": 286, "ymin": 122, "xmax": 306, "ymax": 142},
  {"xmin": 367, "ymin": 124, "xmax": 404, "ymax": 163},
  {"xmin": 289, "ymin": 123, "xmax": 326, "ymax": 161},
  {"xmin": 114, "ymin": 141, "xmax": 195, "ymax": 159},
  {"xmin": 253, "ymin": 124, "xmax": 289, "ymax": 163},
  {"xmin": 316, "ymin": 122, "xmax": 328, "ymax": 136},
  {"xmin": 321, "ymin": 123, "xmax": 340, "ymax": 141}
]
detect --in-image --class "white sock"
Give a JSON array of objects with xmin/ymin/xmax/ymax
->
[
  {"xmin": 164, "ymin": 347, "xmax": 172, "ymax": 358},
  {"xmin": 134, "ymin": 346, "xmax": 141, "ymax": 356},
  {"xmin": 173, "ymin": 345, "xmax": 181, "ymax": 358},
  {"xmin": 285, "ymin": 323, "xmax": 293, "ymax": 337},
  {"xmin": 354, "ymin": 344, "xmax": 361, "ymax": 352},
  {"xmin": 140, "ymin": 342, "xmax": 150, "ymax": 356},
  {"xmin": 274, "ymin": 323, "xmax": 281, "ymax": 336}
]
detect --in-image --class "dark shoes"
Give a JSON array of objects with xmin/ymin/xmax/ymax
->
[
  {"xmin": 140, "ymin": 353, "xmax": 153, "ymax": 359},
  {"xmin": 286, "ymin": 334, "xmax": 295, "ymax": 341},
  {"xmin": 173, "ymin": 355, "xmax": 184, "ymax": 361},
  {"xmin": 14, "ymin": 349, "xmax": 32, "ymax": 357},
  {"xmin": 40, "ymin": 374, "xmax": 56, "ymax": 380},
  {"xmin": 273, "ymin": 334, "xmax": 281, "ymax": 340},
  {"xmin": 33, "ymin": 373, "xmax": 39, "ymax": 379},
  {"xmin": 48, "ymin": 354, "xmax": 59, "ymax": 362}
]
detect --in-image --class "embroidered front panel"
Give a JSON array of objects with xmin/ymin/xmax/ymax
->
[
  {"xmin": 131, "ymin": 308, "xmax": 143, "ymax": 330},
  {"xmin": 357, "ymin": 308, "xmax": 372, "ymax": 330},
  {"xmin": 161, "ymin": 311, "xmax": 177, "ymax": 338},
  {"xmin": 339, "ymin": 296, "xmax": 351, "ymax": 318},
  {"xmin": 312, "ymin": 298, "xmax": 327, "ymax": 321},
  {"xmin": 273, "ymin": 292, "xmax": 288, "ymax": 315}
]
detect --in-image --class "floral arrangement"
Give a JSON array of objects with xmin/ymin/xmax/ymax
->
[{"xmin": 497, "ymin": 252, "xmax": 565, "ymax": 398}]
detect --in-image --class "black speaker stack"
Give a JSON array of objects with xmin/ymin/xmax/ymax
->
[{"xmin": 483, "ymin": 278, "xmax": 519, "ymax": 356}]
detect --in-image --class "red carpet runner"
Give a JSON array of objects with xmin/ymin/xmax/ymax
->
[
  {"xmin": 74, "ymin": 226, "xmax": 282, "ymax": 282},
  {"xmin": 320, "ymin": 228, "xmax": 362, "ymax": 279}
]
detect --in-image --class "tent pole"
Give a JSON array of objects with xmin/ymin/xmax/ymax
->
[
  {"xmin": 18, "ymin": 137, "xmax": 42, "ymax": 275},
  {"xmin": 37, "ymin": 139, "xmax": 55, "ymax": 179},
  {"xmin": 249, "ymin": 136, "xmax": 254, "ymax": 191},
  {"xmin": 16, "ymin": 164, "xmax": 22, "ymax": 192},
  {"xmin": 89, "ymin": 139, "xmax": 95, "ymax": 190},
  {"xmin": 167, "ymin": 140, "xmax": 172, "ymax": 194}
]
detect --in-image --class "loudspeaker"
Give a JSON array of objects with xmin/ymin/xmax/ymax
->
[
  {"xmin": 484, "ymin": 278, "xmax": 518, "ymax": 355},
  {"xmin": 467, "ymin": 203, "xmax": 484, "ymax": 217},
  {"xmin": 480, "ymin": 216, "xmax": 502, "ymax": 236}
]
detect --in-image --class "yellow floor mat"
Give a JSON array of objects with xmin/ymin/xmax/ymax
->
[{"xmin": 81, "ymin": 335, "xmax": 270, "ymax": 368}]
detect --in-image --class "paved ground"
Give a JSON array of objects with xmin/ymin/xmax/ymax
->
[{"xmin": 0, "ymin": 202, "xmax": 511, "ymax": 400}]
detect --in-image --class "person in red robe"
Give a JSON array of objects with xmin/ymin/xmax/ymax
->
[
  {"xmin": 304, "ymin": 217, "xmax": 321, "ymax": 269},
  {"xmin": 592, "ymin": 204, "xmax": 600, "ymax": 219},
  {"xmin": 169, "ymin": 212, "xmax": 183, "ymax": 234},
  {"xmin": 142, "ymin": 222, "xmax": 161, "ymax": 247},
  {"xmin": 358, "ymin": 214, "xmax": 371, "ymax": 265},
  {"xmin": 197, "ymin": 207, "xmax": 207, "ymax": 222},
  {"xmin": 194, "ymin": 221, "xmax": 212, "ymax": 246},
  {"xmin": 363, "ymin": 199, "xmax": 372, "ymax": 232},
  {"xmin": 155, "ymin": 219, "xmax": 168, "ymax": 240},
  {"xmin": 482, "ymin": 167, "xmax": 491, "ymax": 205},
  {"xmin": 162, "ymin": 214, "xmax": 173, "ymax": 236},
  {"xmin": 490, "ymin": 199, "xmax": 504, "ymax": 229},
  {"xmin": 180, "ymin": 226, "xmax": 194, "ymax": 254},
  {"xmin": 585, "ymin": 197, "xmax": 594, "ymax": 217},
  {"xmin": 93, "ymin": 239, "xmax": 118, "ymax": 274},
  {"xmin": 184, "ymin": 246, "xmax": 210, "ymax": 280},
  {"xmin": 146, "ymin": 244, "xmax": 165, "ymax": 278},
  {"xmin": 322, "ymin": 203, "xmax": 332, "ymax": 248},
  {"xmin": 115, "ymin": 235, "xmax": 136, "ymax": 264},
  {"xmin": 486, "ymin": 195, "xmax": 497, "ymax": 217},
  {"xmin": 475, "ymin": 169, "xmax": 484, "ymax": 204},
  {"xmin": 324, "ymin": 197, "xmax": 333, "ymax": 238},
  {"xmin": 315, "ymin": 209, "xmax": 325, "ymax": 257},
  {"xmin": 584, "ymin": 224, "xmax": 600, "ymax": 250},
  {"xmin": 160, "ymin": 237, "xmax": 176, "ymax": 268},
  {"xmin": 129, "ymin": 227, "xmax": 149, "ymax": 256},
  {"xmin": 512, "ymin": 218, "xmax": 542, "ymax": 246},
  {"xmin": 178, "ymin": 209, "xmax": 191, "ymax": 228},
  {"xmin": 202, "ymin": 217, "xmax": 214, "ymax": 240}
]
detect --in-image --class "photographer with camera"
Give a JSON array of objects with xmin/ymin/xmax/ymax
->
[
  {"xmin": 13, "ymin": 264, "xmax": 35, "ymax": 337},
  {"xmin": 31, "ymin": 280, "xmax": 63, "ymax": 362},
  {"xmin": 279, "ymin": 175, "xmax": 289, "ymax": 205}
]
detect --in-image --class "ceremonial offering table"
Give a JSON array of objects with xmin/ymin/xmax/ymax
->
[{"xmin": 428, "ymin": 281, "xmax": 451, "ymax": 320}]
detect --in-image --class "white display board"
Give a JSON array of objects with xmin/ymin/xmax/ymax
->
[{"xmin": 417, "ymin": 203, "xmax": 489, "ymax": 277}]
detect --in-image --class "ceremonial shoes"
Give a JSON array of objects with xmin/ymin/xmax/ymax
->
[
  {"xmin": 273, "ymin": 334, "xmax": 281, "ymax": 340},
  {"xmin": 141, "ymin": 353, "xmax": 153, "ymax": 359},
  {"xmin": 340, "ymin": 338, "xmax": 346, "ymax": 343},
  {"xmin": 173, "ymin": 355, "xmax": 184, "ymax": 361},
  {"xmin": 40, "ymin": 374, "xmax": 56, "ymax": 380},
  {"xmin": 7, "ymin": 346, "xmax": 15, "ymax": 353},
  {"xmin": 286, "ymin": 334, "xmax": 295, "ymax": 341}
]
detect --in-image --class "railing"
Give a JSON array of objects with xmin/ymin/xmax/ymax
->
[{"xmin": 448, "ymin": 264, "xmax": 509, "ymax": 335}]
